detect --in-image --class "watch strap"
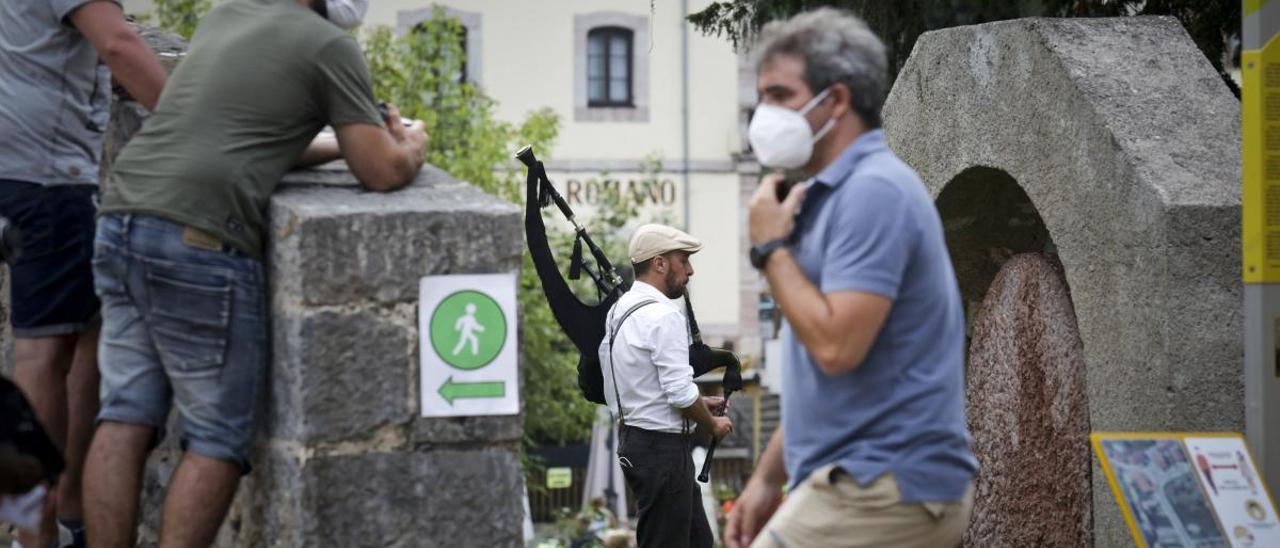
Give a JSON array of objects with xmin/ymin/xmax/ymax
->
[{"xmin": 750, "ymin": 239, "xmax": 787, "ymax": 269}]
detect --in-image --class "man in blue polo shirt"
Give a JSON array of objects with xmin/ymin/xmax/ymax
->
[{"xmin": 726, "ymin": 8, "xmax": 977, "ymax": 548}]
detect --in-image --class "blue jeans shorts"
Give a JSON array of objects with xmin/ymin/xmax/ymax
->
[
  {"xmin": 0, "ymin": 180, "xmax": 100, "ymax": 337},
  {"xmin": 92, "ymin": 213, "xmax": 266, "ymax": 470}
]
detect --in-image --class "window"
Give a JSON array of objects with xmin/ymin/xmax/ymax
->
[
  {"xmin": 396, "ymin": 8, "xmax": 483, "ymax": 86},
  {"xmin": 574, "ymin": 12, "xmax": 649, "ymax": 122},
  {"xmin": 458, "ymin": 27, "xmax": 468, "ymax": 84},
  {"xmin": 412, "ymin": 23, "xmax": 467, "ymax": 84},
  {"xmin": 587, "ymin": 27, "xmax": 633, "ymax": 107}
]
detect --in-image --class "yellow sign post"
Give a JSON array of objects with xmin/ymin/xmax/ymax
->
[
  {"xmin": 1245, "ymin": 0, "xmax": 1280, "ymax": 283},
  {"xmin": 1244, "ymin": 0, "xmax": 1280, "ymax": 502}
]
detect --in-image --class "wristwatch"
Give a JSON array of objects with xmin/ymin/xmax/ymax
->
[{"xmin": 749, "ymin": 239, "xmax": 787, "ymax": 270}]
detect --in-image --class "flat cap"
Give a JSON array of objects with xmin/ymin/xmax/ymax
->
[{"xmin": 628, "ymin": 224, "xmax": 703, "ymax": 263}]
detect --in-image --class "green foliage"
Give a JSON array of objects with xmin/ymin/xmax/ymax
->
[
  {"xmin": 363, "ymin": 18, "xmax": 559, "ymax": 203},
  {"xmin": 689, "ymin": 0, "xmax": 1240, "ymax": 97},
  {"xmin": 153, "ymin": 0, "xmax": 210, "ymax": 40}
]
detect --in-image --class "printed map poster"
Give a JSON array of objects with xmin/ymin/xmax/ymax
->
[
  {"xmin": 1184, "ymin": 436, "xmax": 1280, "ymax": 547},
  {"xmin": 1095, "ymin": 436, "xmax": 1227, "ymax": 547},
  {"xmin": 1094, "ymin": 433, "xmax": 1280, "ymax": 548}
]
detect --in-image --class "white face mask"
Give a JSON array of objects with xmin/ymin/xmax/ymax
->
[
  {"xmin": 747, "ymin": 87, "xmax": 836, "ymax": 169},
  {"xmin": 325, "ymin": 0, "xmax": 368, "ymax": 30}
]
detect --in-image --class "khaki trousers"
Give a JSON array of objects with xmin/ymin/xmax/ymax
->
[{"xmin": 751, "ymin": 465, "xmax": 973, "ymax": 548}]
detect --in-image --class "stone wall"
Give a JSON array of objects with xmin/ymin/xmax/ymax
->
[{"xmin": 883, "ymin": 16, "xmax": 1241, "ymax": 546}]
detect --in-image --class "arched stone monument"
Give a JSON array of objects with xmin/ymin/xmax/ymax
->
[{"xmin": 883, "ymin": 16, "xmax": 1241, "ymax": 546}]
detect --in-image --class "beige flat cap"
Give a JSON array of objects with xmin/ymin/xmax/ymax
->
[{"xmin": 628, "ymin": 224, "xmax": 703, "ymax": 263}]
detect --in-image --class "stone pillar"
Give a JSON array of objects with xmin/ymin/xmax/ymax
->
[{"xmin": 208, "ymin": 163, "xmax": 527, "ymax": 547}]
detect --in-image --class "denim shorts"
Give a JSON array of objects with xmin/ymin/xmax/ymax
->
[
  {"xmin": 0, "ymin": 180, "xmax": 100, "ymax": 337},
  {"xmin": 92, "ymin": 213, "xmax": 266, "ymax": 470}
]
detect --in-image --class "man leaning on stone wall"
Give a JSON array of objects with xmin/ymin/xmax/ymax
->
[
  {"xmin": 0, "ymin": 0, "xmax": 168, "ymax": 546},
  {"xmin": 78, "ymin": 1, "xmax": 428, "ymax": 547}
]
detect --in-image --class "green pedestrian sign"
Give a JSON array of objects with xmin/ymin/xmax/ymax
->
[
  {"xmin": 429, "ymin": 290, "xmax": 507, "ymax": 370},
  {"xmin": 419, "ymin": 274, "xmax": 519, "ymax": 417}
]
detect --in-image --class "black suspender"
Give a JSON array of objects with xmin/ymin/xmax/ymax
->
[{"xmin": 604, "ymin": 299, "xmax": 657, "ymax": 428}]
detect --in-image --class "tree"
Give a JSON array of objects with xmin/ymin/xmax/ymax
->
[
  {"xmin": 153, "ymin": 0, "xmax": 210, "ymax": 40},
  {"xmin": 689, "ymin": 0, "xmax": 1240, "ymax": 97}
]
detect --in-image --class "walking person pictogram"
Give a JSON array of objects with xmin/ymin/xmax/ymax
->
[
  {"xmin": 430, "ymin": 289, "xmax": 506, "ymax": 370},
  {"xmin": 451, "ymin": 302, "xmax": 486, "ymax": 356}
]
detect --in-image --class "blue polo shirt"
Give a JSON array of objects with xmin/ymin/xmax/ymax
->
[{"xmin": 780, "ymin": 129, "xmax": 977, "ymax": 503}]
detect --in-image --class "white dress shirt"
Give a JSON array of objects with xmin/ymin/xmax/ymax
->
[{"xmin": 597, "ymin": 281, "xmax": 700, "ymax": 433}]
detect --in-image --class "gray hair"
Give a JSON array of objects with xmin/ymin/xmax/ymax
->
[{"xmin": 756, "ymin": 8, "xmax": 889, "ymax": 128}]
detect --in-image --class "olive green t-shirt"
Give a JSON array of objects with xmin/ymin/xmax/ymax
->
[{"xmin": 102, "ymin": 0, "xmax": 382, "ymax": 257}]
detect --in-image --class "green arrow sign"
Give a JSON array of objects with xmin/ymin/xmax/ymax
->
[{"xmin": 438, "ymin": 376, "xmax": 505, "ymax": 405}]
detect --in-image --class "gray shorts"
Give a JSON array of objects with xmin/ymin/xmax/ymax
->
[{"xmin": 92, "ymin": 213, "xmax": 266, "ymax": 471}]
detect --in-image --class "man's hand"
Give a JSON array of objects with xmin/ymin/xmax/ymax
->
[
  {"xmin": 679, "ymin": 398, "xmax": 729, "ymax": 438},
  {"xmin": 725, "ymin": 477, "xmax": 784, "ymax": 548},
  {"xmin": 748, "ymin": 173, "xmax": 808, "ymax": 245},
  {"xmin": 703, "ymin": 396, "xmax": 728, "ymax": 415},
  {"xmin": 335, "ymin": 102, "xmax": 428, "ymax": 192},
  {"xmin": 384, "ymin": 103, "xmax": 427, "ymax": 168},
  {"xmin": 711, "ymin": 416, "xmax": 733, "ymax": 439}
]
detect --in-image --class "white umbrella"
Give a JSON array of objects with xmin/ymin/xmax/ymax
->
[{"xmin": 582, "ymin": 406, "xmax": 628, "ymax": 518}]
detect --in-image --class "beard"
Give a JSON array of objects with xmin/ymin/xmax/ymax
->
[{"xmin": 662, "ymin": 267, "xmax": 685, "ymax": 299}]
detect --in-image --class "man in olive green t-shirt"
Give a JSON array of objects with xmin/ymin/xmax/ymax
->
[{"xmin": 82, "ymin": 1, "xmax": 426, "ymax": 546}]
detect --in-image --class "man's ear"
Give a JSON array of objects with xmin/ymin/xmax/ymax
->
[{"xmin": 830, "ymin": 83, "xmax": 853, "ymax": 119}]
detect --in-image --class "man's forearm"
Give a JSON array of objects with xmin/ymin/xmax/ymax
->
[
  {"xmin": 750, "ymin": 427, "xmax": 788, "ymax": 490},
  {"xmin": 678, "ymin": 397, "xmax": 716, "ymax": 433},
  {"xmin": 104, "ymin": 34, "xmax": 167, "ymax": 110},
  {"xmin": 295, "ymin": 134, "xmax": 342, "ymax": 168},
  {"xmin": 70, "ymin": 3, "xmax": 168, "ymax": 111},
  {"xmin": 764, "ymin": 248, "xmax": 834, "ymax": 353}
]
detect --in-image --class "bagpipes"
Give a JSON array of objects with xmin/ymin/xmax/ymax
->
[{"xmin": 516, "ymin": 146, "xmax": 743, "ymax": 483}]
